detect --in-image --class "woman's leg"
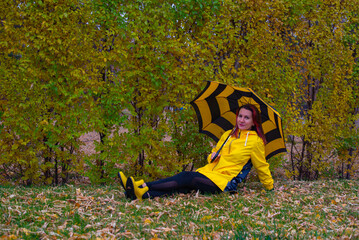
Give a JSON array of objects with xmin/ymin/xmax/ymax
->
[{"xmin": 143, "ymin": 171, "xmax": 221, "ymax": 199}]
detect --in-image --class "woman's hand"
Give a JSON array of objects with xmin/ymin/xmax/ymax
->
[{"xmin": 211, "ymin": 152, "xmax": 221, "ymax": 162}]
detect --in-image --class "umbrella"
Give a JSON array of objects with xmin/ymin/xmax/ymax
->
[{"xmin": 190, "ymin": 81, "xmax": 286, "ymax": 160}]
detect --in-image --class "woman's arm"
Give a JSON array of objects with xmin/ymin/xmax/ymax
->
[{"xmin": 250, "ymin": 138, "xmax": 274, "ymax": 190}]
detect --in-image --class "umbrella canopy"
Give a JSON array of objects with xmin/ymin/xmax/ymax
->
[{"xmin": 190, "ymin": 81, "xmax": 286, "ymax": 160}]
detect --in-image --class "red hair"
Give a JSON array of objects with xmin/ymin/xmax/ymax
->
[{"xmin": 231, "ymin": 104, "xmax": 267, "ymax": 144}]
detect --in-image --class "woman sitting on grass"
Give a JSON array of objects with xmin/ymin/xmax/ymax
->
[{"xmin": 118, "ymin": 104, "xmax": 274, "ymax": 201}]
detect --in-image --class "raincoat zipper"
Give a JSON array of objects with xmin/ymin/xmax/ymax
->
[
  {"xmin": 228, "ymin": 131, "xmax": 250, "ymax": 153},
  {"xmin": 211, "ymin": 131, "xmax": 250, "ymax": 171}
]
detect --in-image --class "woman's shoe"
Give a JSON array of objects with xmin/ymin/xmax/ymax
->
[
  {"xmin": 126, "ymin": 177, "xmax": 149, "ymax": 201},
  {"xmin": 118, "ymin": 171, "xmax": 128, "ymax": 190},
  {"xmin": 118, "ymin": 171, "xmax": 145, "ymax": 190}
]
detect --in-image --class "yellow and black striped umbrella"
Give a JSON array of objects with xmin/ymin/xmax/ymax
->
[{"xmin": 190, "ymin": 81, "xmax": 286, "ymax": 160}]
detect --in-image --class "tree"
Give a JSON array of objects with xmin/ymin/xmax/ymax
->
[
  {"xmin": 0, "ymin": 0, "xmax": 101, "ymax": 185},
  {"xmin": 1, "ymin": 0, "xmax": 358, "ymax": 185},
  {"xmin": 283, "ymin": 0, "xmax": 359, "ymax": 180}
]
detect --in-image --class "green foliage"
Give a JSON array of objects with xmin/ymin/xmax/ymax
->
[
  {"xmin": 91, "ymin": 0, "xmax": 128, "ymax": 29},
  {"xmin": 168, "ymin": 0, "xmax": 221, "ymax": 26},
  {"xmin": 168, "ymin": 105, "xmax": 213, "ymax": 170}
]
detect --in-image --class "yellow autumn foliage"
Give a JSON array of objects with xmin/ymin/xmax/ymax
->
[{"xmin": 0, "ymin": 0, "xmax": 358, "ymax": 184}]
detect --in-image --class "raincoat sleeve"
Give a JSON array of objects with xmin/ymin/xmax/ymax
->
[{"xmin": 251, "ymin": 139, "xmax": 274, "ymax": 190}]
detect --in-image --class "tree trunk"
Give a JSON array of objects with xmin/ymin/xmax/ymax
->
[
  {"xmin": 346, "ymin": 148, "xmax": 353, "ymax": 180},
  {"xmin": 98, "ymin": 132, "xmax": 106, "ymax": 181}
]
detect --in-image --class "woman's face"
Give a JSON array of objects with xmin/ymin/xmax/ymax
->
[{"xmin": 236, "ymin": 108, "xmax": 254, "ymax": 130}]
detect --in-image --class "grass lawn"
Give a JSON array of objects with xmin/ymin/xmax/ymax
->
[{"xmin": 0, "ymin": 179, "xmax": 358, "ymax": 239}]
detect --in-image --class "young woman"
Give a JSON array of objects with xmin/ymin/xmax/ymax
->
[{"xmin": 119, "ymin": 104, "xmax": 274, "ymax": 200}]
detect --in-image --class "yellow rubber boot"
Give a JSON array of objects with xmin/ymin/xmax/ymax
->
[
  {"xmin": 118, "ymin": 171, "xmax": 144, "ymax": 190},
  {"xmin": 126, "ymin": 177, "xmax": 149, "ymax": 200}
]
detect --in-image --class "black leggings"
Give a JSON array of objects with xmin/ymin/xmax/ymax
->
[{"xmin": 143, "ymin": 171, "xmax": 221, "ymax": 199}]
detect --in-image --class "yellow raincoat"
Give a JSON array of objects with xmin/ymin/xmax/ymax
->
[{"xmin": 196, "ymin": 129, "xmax": 274, "ymax": 191}]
